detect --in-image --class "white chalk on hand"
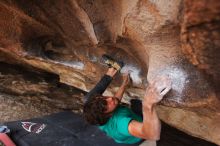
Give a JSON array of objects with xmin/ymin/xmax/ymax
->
[{"xmin": 152, "ymin": 76, "xmax": 172, "ymax": 96}]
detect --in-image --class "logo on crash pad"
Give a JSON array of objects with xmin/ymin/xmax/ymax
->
[{"xmin": 21, "ymin": 122, "xmax": 46, "ymax": 134}]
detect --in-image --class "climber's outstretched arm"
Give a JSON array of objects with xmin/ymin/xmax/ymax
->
[
  {"xmin": 128, "ymin": 76, "xmax": 171, "ymax": 140},
  {"xmin": 84, "ymin": 68, "xmax": 117, "ymax": 102}
]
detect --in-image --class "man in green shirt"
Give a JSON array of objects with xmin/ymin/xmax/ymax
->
[{"xmin": 83, "ymin": 55, "xmax": 171, "ymax": 145}]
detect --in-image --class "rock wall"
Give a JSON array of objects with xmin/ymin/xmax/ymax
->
[{"xmin": 0, "ymin": 0, "xmax": 219, "ymax": 144}]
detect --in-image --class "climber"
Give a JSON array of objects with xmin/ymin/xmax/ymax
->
[{"xmin": 83, "ymin": 55, "xmax": 172, "ymax": 145}]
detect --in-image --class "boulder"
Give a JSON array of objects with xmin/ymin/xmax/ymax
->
[{"xmin": 0, "ymin": 0, "xmax": 219, "ymax": 144}]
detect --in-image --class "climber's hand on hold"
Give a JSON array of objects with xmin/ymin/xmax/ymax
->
[
  {"xmin": 143, "ymin": 76, "xmax": 172, "ymax": 107},
  {"xmin": 122, "ymin": 72, "xmax": 130, "ymax": 86}
]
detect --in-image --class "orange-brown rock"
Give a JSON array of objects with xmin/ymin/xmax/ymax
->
[{"xmin": 0, "ymin": 0, "xmax": 219, "ymax": 144}]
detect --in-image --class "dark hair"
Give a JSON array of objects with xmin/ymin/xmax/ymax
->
[{"xmin": 83, "ymin": 94, "xmax": 111, "ymax": 125}]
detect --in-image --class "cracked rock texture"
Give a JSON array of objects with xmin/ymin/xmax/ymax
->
[
  {"xmin": 0, "ymin": 62, "xmax": 84, "ymax": 122},
  {"xmin": 0, "ymin": 0, "xmax": 219, "ymax": 144}
]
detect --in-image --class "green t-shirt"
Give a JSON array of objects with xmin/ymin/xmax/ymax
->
[{"xmin": 99, "ymin": 105, "xmax": 143, "ymax": 144}]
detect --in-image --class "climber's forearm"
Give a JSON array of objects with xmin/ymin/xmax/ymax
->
[
  {"xmin": 114, "ymin": 84, "xmax": 127, "ymax": 101},
  {"xmin": 142, "ymin": 102, "xmax": 161, "ymax": 140}
]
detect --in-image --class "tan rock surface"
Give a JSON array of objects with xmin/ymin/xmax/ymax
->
[
  {"xmin": 0, "ymin": 62, "xmax": 84, "ymax": 122},
  {"xmin": 0, "ymin": 0, "xmax": 219, "ymax": 144}
]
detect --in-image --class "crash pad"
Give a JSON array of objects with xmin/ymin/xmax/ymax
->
[
  {"xmin": 4, "ymin": 111, "xmax": 140, "ymax": 146},
  {"xmin": 4, "ymin": 111, "xmax": 217, "ymax": 146}
]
